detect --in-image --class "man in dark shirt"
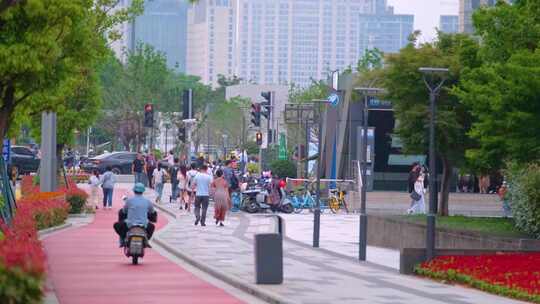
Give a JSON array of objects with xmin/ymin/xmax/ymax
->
[{"xmin": 132, "ymin": 153, "xmax": 146, "ymax": 185}]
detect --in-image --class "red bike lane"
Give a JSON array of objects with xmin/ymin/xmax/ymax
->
[{"xmin": 43, "ymin": 188, "xmax": 244, "ymax": 304}]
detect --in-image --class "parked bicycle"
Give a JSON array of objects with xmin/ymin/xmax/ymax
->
[
  {"xmin": 327, "ymin": 188, "xmax": 349, "ymax": 214},
  {"xmin": 289, "ymin": 183, "xmax": 326, "ymax": 214}
]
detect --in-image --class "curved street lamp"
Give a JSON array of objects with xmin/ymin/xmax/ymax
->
[{"xmin": 418, "ymin": 67, "xmax": 449, "ymax": 261}]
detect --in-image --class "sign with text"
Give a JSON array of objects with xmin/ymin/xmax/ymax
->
[{"xmin": 2, "ymin": 139, "xmax": 10, "ymax": 163}]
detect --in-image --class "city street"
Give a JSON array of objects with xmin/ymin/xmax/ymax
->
[
  {"xmin": 147, "ymin": 183, "xmax": 521, "ymax": 304},
  {"xmin": 41, "ymin": 184, "xmax": 262, "ymax": 304}
]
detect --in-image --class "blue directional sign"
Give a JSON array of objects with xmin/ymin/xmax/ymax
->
[
  {"xmin": 328, "ymin": 93, "xmax": 340, "ymax": 107},
  {"xmin": 2, "ymin": 139, "xmax": 10, "ymax": 163}
]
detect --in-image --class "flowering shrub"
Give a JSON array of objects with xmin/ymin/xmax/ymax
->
[
  {"xmin": 67, "ymin": 173, "xmax": 90, "ymax": 183},
  {"xmin": 17, "ymin": 193, "xmax": 69, "ymax": 230},
  {"xmin": 0, "ymin": 177, "xmax": 75, "ymax": 303},
  {"xmin": 416, "ymin": 253, "xmax": 540, "ymax": 303},
  {"xmin": 506, "ymin": 163, "xmax": 540, "ymax": 238},
  {"xmin": 21, "ymin": 176, "xmax": 38, "ymax": 197},
  {"xmin": 0, "ymin": 202, "xmax": 48, "ymax": 304},
  {"xmin": 21, "ymin": 176, "xmax": 88, "ymax": 214}
]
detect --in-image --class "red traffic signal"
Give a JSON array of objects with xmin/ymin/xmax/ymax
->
[{"xmin": 256, "ymin": 132, "xmax": 263, "ymax": 146}]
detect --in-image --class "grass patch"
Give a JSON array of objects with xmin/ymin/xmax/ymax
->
[{"xmin": 399, "ymin": 215, "xmax": 531, "ymax": 238}]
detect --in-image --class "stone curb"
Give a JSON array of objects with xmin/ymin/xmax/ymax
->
[
  {"xmin": 38, "ymin": 222, "xmax": 73, "ymax": 238},
  {"xmin": 152, "ymin": 203, "xmax": 178, "ymax": 219},
  {"xmin": 152, "ymin": 236, "xmax": 296, "ymax": 304},
  {"xmin": 151, "ymin": 206, "xmax": 296, "ymax": 304}
]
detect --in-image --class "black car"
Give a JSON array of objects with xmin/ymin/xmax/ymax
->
[
  {"xmin": 8, "ymin": 146, "xmax": 40, "ymax": 177},
  {"xmin": 81, "ymin": 152, "xmax": 137, "ymax": 175}
]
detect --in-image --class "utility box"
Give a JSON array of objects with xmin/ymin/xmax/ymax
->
[{"xmin": 254, "ymin": 232, "xmax": 283, "ymax": 284}]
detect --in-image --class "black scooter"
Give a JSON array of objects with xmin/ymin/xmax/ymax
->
[{"xmin": 118, "ymin": 208, "xmax": 157, "ymax": 265}]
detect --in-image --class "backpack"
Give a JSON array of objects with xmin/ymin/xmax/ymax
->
[
  {"xmin": 229, "ymin": 172, "xmax": 239, "ymax": 190},
  {"xmin": 187, "ymin": 171, "xmax": 197, "ymax": 189}
]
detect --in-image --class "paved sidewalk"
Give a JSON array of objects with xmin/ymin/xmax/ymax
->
[
  {"xmin": 42, "ymin": 185, "xmax": 249, "ymax": 304},
  {"xmin": 151, "ymin": 197, "xmax": 524, "ymax": 304}
]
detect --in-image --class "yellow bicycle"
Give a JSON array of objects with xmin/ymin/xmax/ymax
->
[{"xmin": 327, "ymin": 188, "xmax": 349, "ymax": 214}]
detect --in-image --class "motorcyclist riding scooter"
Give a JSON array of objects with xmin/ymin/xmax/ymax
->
[{"xmin": 113, "ymin": 183, "xmax": 157, "ymax": 264}]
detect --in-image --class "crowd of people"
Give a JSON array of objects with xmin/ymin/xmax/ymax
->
[{"xmin": 128, "ymin": 151, "xmax": 244, "ymax": 227}]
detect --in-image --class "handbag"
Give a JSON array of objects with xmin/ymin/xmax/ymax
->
[{"xmin": 410, "ymin": 191, "xmax": 421, "ymax": 201}]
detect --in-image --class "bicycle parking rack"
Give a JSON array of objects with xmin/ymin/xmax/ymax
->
[{"xmin": 254, "ymin": 214, "xmax": 284, "ymax": 284}]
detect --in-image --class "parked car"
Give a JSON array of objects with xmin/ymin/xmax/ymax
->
[
  {"xmin": 8, "ymin": 146, "xmax": 40, "ymax": 178},
  {"xmin": 80, "ymin": 152, "xmax": 137, "ymax": 175}
]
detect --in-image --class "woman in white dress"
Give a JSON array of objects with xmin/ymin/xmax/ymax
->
[{"xmin": 407, "ymin": 174, "xmax": 426, "ymax": 214}]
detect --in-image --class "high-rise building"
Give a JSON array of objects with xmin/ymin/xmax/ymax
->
[
  {"xmin": 187, "ymin": 0, "xmax": 411, "ymax": 88},
  {"xmin": 459, "ymin": 0, "xmax": 506, "ymax": 34},
  {"xmin": 128, "ymin": 0, "xmax": 188, "ymax": 72},
  {"xmin": 358, "ymin": 6, "xmax": 414, "ymax": 57},
  {"xmin": 186, "ymin": 0, "xmax": 235, "ymax": 86},
  {"xmin": 439, "ymin": 15, "xmax": 459, "ymax": 34}
]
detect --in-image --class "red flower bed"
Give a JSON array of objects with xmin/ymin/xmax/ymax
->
[
  {"xmin": 417, "ymin": 253, "xmax": 540, "ymax": 303},
  {"xmin": 1, "ymin": 177, "xmax": 73, "ymax": 303}
]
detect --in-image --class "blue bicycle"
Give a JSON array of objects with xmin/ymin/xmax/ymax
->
[
  {"xmin": 230, "ymin": 191, "xmax": 241, "ymax": 212},
  {"xmin": 289, "ymin": 187, "xmax": 325, "ymax": 214}
]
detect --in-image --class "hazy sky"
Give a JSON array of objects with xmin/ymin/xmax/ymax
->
[{"xmin": 387, "ymin": 0, "xmax": 459, "ymax": 42}]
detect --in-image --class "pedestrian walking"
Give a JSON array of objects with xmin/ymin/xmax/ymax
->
[
  {"xmin": 408, "ymin": 164, "xmax": 421, "ymax": 208},
  {"xmin": 178, "ymin": 164, "xmax": 188, "ymax": 210},
  {"xmin": 146, "ymin": 152, "xmax": 157, "ymax": 188},
  {"xmin": 479, "ymin": 174, "xmax": 491, "ymax": 194},
  {"xmin": 498, "ymin": 181, "xmax": 511, "ymax": 217},
  {"xmin": 186, "ymin": 163, "xmax": 198, "ymax": 212},
  {"xmin": 89, "ymin": 170, "xmax": 101, "ymax": 210},
  {"xmin": 100, "ymin": 166, "xmax": 116, "ymax": 209},
  {"xmin": 153, "ymin": 163, "xmax": 168, "ymax": 204},
  {"xmin": 169, "ymin": 158, "xmax": 180, "ymax": 204},
  {"xmin": 407, "ymin": 173, "xmax": 426, "ymax": 215},
  {"xmin": 166, "ymin": 150, "xmax": 175, "ymax": 167},
  {"xmin": 132, "ymin": 153, "xmax": 146, "ymax": 185},
  {"xmin": 192, "ymin": 164, "xmax": 213, "ymax": 226},
  {"xmin": 211, "ymin": 169, "xmax": 231, "ymax": 226}
]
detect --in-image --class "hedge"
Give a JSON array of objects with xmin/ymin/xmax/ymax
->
[{"xmin": 506, "ymin": 163, "xmax": 540, "ymax": 238}]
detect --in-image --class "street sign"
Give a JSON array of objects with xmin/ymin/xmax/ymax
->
[
  {"xmin": 2, "ymin": 139, "xmax": 10, "ymax": 163},
  {"xmin": 278, "ymin": 133, "xmax": 287, "ymax": 160},
  {"xmin": 284, "ymin": 103, "xmax": 315, "ymax": 124},
  {"xmin": 328, "ymin": 93, "xmax": 340, "ymax": 107}
]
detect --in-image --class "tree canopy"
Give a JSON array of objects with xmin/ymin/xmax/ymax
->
[
  {"xmin": 0, "ymin": 0, "xmax": 143, "ymax": 151},
  {"xmin": 455, "ymin": 0, "xmax": 540, "ymax": 171},
  {"xmin": 382, "ymin": 33, "xmax": 478, "ymax": 215}
]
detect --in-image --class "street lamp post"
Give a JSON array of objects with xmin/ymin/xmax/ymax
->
[
  {"xmin": 164, "ymin": 123, "xmax": 171, "ymax": 153},
  {"xmin": 419, "ymin": 67, "xmax": 449, "ymax": 260},
  {"xmin": 354, "ymin": 87, "xmax": 384, "ymax": 261},
  {"xmin": 311, "ymin": 99, "xmax": 329, "ymax": 248}
]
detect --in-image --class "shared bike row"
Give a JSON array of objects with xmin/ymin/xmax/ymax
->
[{"xmin": 230, "ymin": 181, "xmax": 349, "ymax": 214}]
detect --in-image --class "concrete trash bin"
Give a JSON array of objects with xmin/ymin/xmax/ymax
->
[{"xmin": 254, "ymin": 233, "xmax": 283, "ymax": 284}]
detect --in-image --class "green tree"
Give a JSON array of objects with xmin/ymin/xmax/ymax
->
[
  {"xmin": 0, "ymin": 0, "xmax": 143, "ymax": 151},
  {"xmin": 455, "ymin": 0, "xmax": 540, "ymax": 170},
  {"xmin": 383, "ymin": 33, "xmax": 478, "ymax": 216}
]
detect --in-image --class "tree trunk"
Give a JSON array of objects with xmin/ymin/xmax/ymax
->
[
  {"xmin": 0, "ymin": 111, "xmax": 9, "ymax": 153},
  {"xmin": 0, "ymin": 84, "xmax": 16, "ymax": 153},
  {"xmin": 438, "ymin": 156, "xmax": 452, "ymax": 216}
]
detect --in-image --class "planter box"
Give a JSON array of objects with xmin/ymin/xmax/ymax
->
[{"xmin": 367, "ymin": 215, "xmax": 540, "ymax": 251}]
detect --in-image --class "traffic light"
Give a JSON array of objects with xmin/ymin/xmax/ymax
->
[
  {"xmin": 178, "ymin": 127, "xmax": 186, "ymax": 142},
  {"xmin": 260, "ymin": 91, "xmax": 272, "ymax": 120},
  {"xmin": 144, "ymin": 104, "xmax": 154, "ymax": 128},
  {"xmin": 250, "ymin": 103, "xmax": 261, "ymax": 127},
  {"xmin": 182, "ymin": 89, "xmax": 192, "ymax": 119},
  {"xmin": 256, "ymin": 132, "xmax": 263, "ymax": 146}
]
